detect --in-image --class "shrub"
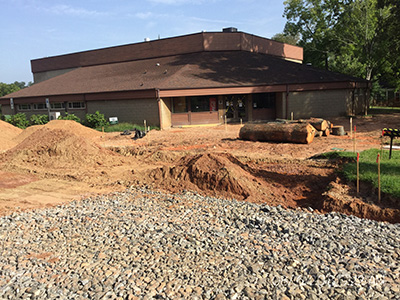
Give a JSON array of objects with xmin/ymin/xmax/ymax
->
[
  {"xmin": 7, "ymin": 113, "xmax": 29, "ymax": 129},
  {"xmin": 57, "ymin": 112, "xmax": 81, "ymax": 123},
  {"xmin": 30, "ymin": 114, "xmax": 49, "ymax": 125},
  {"xmin": 85, "ymin": 111, "xmax": 108, "ymax": 128}
]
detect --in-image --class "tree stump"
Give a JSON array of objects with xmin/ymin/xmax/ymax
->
[
  {"xmin": 239, "ymin": 123, "xmax": 316, "ymax": 144},
  {"xmin": 331, "ymin": 125, "xmax": 346, "ymax": 136}
]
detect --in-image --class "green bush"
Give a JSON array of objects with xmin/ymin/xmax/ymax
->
[
  {"xmin": 57, "ymin": 112, "xmax": 81, "ymax": 123},
  {"xmin": 30, "ymin": 114, "xmax": 49, "ymax": 125},
  {"xmin": 85, "ymin": 111, "xmax": 108, "ymax": 128},
  {"xmin": 7, "ymin": 113, "xmax": 29, "ymax": 129}
]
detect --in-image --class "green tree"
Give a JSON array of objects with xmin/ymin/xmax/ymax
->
[
  {"xmin": 282, "ymin": 0, "xmax": 399, "ymax": 92},
  {"xmin": 283, "ymin": 0, "xmax": 344, "ymax": 70},
  {"xmin": 0, "ymin": 82, "xmax": 20, "ymax": 97},
  {"xmin": 13, "ymin": 81, "xmax": 33, "ymax": 90},
  {"xmin": 377, "ymin": 0, "xmax": 400, "ymax": 89},
  {"xmin": 271, "ymin": 32, "xmax": 300, "ymax": 46}
]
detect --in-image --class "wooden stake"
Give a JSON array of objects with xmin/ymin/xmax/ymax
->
[
  {"xmin": 353, "ymin": 125, "xmax": 356, "ymax": 153},
  {"xmin": 356, "ymin": 152, "xmax": 360, "ymax": 195},
  {"xmin": 224, "ymin": 115, "xmax": 227, "ymax": 131},
  {"xmin": 291, "ymin": 112, "xmax": 294, "ymax": 121},
  {"xmin": 377, "ymin": 153, "xmax": 381, "ymax": 203},
  {"xmin": 350, "ymin": 117, "xmax": 353, "ymax": 142},
  {"xmin": 144, "ymin": 120, "xmax": 147, "ymax": 133}
]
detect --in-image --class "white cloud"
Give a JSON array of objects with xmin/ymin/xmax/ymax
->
[
  {"xmin": 43, "ymin": 4, "xmax": 107, "ymax": 17},
  {"xmin": 135, "ymin": 12, "xmax": 154, "ymax": 19}
]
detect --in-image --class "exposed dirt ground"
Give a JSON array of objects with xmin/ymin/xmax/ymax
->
[{"xmin": 0, "ymin": 115, "xmax": 399, "ymax": 223}]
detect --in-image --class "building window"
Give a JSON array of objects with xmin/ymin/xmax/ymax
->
[
  {"xmin": 253, "ymin": 93, "xmax": 276, "ymax": 109},
  {"xmin": 172, "ymin": 97, "xmax": 187, "ymax": 113},
  {"xmin": 18, "ymin": 104, "xmax": 31, "ymax": 111},
  {"xmin": 51, "ymin": 102, "xmax": 66, "ymax": 109},
  {"xmin": 68, "ymin": 102, "xmax": 85, "ymax": 109},
  {"xmin": 33, "ymin": 103, "xmax": 47, "ymax": 110},
  {"xmin": 190, "ymin": 96, "xmax": 213, "ymax": 112}
]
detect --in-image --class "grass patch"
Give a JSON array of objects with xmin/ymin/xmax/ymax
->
[
  {"xmin": 322, "ymin": 149, "xmax": 400, "ymax": 198},
  {"xmin": 369, "ymin": 106, "xmax": 400, "ymax": 114},
  {"xmin": 96, "ymin": 122, "xmax": 159, "ymax": 132}
]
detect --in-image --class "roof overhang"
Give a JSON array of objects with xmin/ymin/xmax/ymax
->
[
  {"xmin": 158, "ymin": 81, "xmax": 370, "ymax": 98},
  {"xmin": 0, "ymin": 81, "xmax": 370, "ymax": 105},
  {"xmin": 0, "ymin": 89, "xmax": 157, "ymax": 105}
]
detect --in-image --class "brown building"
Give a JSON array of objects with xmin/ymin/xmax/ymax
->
[{"xmin": 0, "ymin": 29, "xmax": 369, "ymax": 129}]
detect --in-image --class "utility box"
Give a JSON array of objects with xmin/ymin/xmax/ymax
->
[{"xmin": 49, "ymin": 112, "xmax": 61, "ymax": 120}]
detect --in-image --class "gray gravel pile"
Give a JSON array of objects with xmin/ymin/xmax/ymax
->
[{"xmin": 0, "ymin": 187, "xmax": 399, "ymax": 299}]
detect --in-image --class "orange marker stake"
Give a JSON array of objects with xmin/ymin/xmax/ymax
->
[{"xmin": 356, "ymin": 152, "xmax": 360, "ymax": 195}]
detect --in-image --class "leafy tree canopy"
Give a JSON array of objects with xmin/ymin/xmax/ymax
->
[
  {"xmin": 271, "ymin": 33, "xmax": 300, "ymax": 46},
  {"xmin": 0, "ymin": 82, "xmax": 20, "ymax": 97},
  {"xmin": 280, "ymin": 0, "xmax": 400, "ymax": 91},
  {"xmin": 0, "ymin": 81, "xmax": 32, "ymax": 97}
]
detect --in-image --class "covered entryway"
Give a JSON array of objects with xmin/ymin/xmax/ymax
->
[{"xmin": 171, "ymin": 96, "xmax": 219, "ymax": 126}]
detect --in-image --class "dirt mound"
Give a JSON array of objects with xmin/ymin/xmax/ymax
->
[
  {"xmin": 13, "ymin": 120, "xmax": 102, "ymax": 144},
  {"xmin": 0, "ymin": 120, "xmax": 23, "ymax": 151},
  {"xmin": 1, "ymin": 127, "xmax": 124, "ymax": 179},
  {"xmin": 147, "ymin": 153, "xmax": 253, "ymax": 200}
]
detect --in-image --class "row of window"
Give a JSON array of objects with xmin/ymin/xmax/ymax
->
[
  {"xmin": 171, "ymin": 93, "xmax": 276, "ymax": 113},
  {"xmin": 17, "ymin": 102, "xmax": 86, "ymax": 111}
]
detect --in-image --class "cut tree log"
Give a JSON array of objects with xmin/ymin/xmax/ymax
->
[
  {"xmin": 323, "ymin": 128, "xmax": 330, "ymax": 137},
  {"xmin": 239, "ymin": 123, "xmax": 316, "ymax": 144},
  {"xmin": 308, "ymin": 118, "xmax": 329, "ymax": 131}
]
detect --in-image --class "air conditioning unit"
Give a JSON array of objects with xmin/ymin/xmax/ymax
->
[{"xmin": 49, "ymin": 112, "xmax": 61, "ymax": 120}]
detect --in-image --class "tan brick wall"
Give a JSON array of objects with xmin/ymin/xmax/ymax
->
[
  {"xmin": 288, "ymin": 89, "xmax": 352, "ymax": 119},
  {"xmin": 159, "ymin": 98, "xmax": 172, "ymax": 129},
  {"xmin": 276, "ymin": 93, "xmax": 285, "ymax": 119},
  {"xmin": 1, "ymin": 105, "xmax": 13, "ymax": 116},
  {"xmin": 87, "ymin": 99, "xmax": 160, "ymax": 127},
  {"xmin": 65, "ymin": 109, "xmax": 86, "ymax": 120}
]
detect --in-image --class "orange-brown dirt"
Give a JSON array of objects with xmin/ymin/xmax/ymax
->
[{"xmin": 0, "ymin": 116, "xmax": 399, "ymax": 223}]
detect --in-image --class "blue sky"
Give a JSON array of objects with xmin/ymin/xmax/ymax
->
[{"xmin": 0, "ymin": 0, "xmax": 287, "ymax": 84}]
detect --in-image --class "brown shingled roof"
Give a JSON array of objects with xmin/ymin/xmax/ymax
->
[{"xmin": 2, "ymin": 51, "xmax": 366, "ymax": 100}]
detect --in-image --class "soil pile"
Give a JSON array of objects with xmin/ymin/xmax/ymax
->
[
  {"xmin": 1, "ymin": 127, "xmax": 124, "ymax": 181},
  {"xmin": 148, "ymin": 153, "xmax": 253, "ymax": 200},
  {"xmin": 0, "ymin": 120, "xmax": 22, "ymax": 151},
  {"xmin": 13, "ymin": 120, "xmax": 103, "ymax": 144},
  {"xmin": 145, "ymin": 152, "xmax": 331, "ymax": 207}
]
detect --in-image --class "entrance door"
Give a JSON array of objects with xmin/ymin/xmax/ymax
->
[{"xmin": 225, "ymin": 95, "xmax": 247, "ymax": 122}]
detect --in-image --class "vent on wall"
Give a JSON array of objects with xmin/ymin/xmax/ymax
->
[{"xmin": 223, "ymin": 27, "xmax": 238, "ymax": 33}]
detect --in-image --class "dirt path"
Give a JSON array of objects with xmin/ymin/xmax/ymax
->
[{"xmin": 0, "ymin": 115, "xmax": 399, "ymax": 222}]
